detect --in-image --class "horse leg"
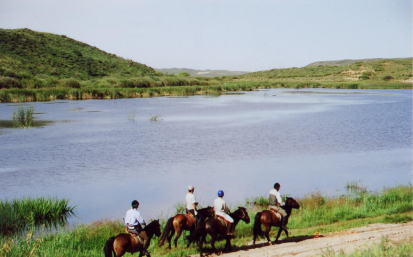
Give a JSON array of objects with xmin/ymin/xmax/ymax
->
[
  {"xmin": 283, "ymin": 227, "xmax": 289, "ymax": 238},
  {"xmin": 167, "ymin": 229, "xmax": 175, "ymax": 249},
  {"xmin": 275, "ymin": 226, "xmax": 283, "ymax": 243},
  {"xmin": 224, "ymin": 237, "xmax": 231, "ymax": 251},
  {"xmin": 174, "ymin": 228, "xmax": 183, "ymax": 248},
  {"xmin": 264, "ymin": 225, "xmax": 272, "ymax": 245},
  {"xmin": 210, "ymin": 235, "xmax": 217, "ymax": 252}
]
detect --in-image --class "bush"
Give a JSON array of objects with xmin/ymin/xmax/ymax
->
[
  {"xmin": 382, "ymin": 75, "xmax": 393, "ymax": 81},
  {"xmin": 0, "ymin": 77, "xmax": 22, "ymax": 89},
  {"xmin": 58, "ymin": 78, "xmax": 81, "ymax": 88}
]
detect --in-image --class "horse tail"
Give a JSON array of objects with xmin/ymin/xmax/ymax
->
[
  {"xmin": 103, "ymin": 236, "xmax": 115, "ymax": 257},
  {"xmin": 159, "ymin": 217, "xmax": 174, "ymax": 246},
  {"xmin": 253, "ymin": 212, "xmax": 263, "ymax": 237}
]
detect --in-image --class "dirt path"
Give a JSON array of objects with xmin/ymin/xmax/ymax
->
[{"xmin": 193, "ymin": 222, "xmax": 413, "ymax": 257}]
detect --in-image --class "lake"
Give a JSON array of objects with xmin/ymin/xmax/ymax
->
[{"xmin": 0, "ymin": 88, "xmax": 411, "ymax": 224}]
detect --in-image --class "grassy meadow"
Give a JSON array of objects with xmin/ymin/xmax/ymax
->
[{"xmin": 1, "ymin": 185, "xmax": 411, "ymax": 257}]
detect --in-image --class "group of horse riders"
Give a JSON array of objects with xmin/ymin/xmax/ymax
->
[{"xmin": 123, "ymin": 182, "xmax": 287, "ymax": 243}]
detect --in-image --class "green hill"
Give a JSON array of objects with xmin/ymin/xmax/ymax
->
[
  {"xmin": 0, "ymin": 28, "xmax": 156, "ymax": 81},
  {"xmin": 243, "ymin": 58, "xmax": 412, "ymax": 82},
  {"xmin": 0, "ymin": 28, "xmax": 411, "ymax": 102}
]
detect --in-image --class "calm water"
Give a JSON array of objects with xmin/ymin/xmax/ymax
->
[{"xmin": 0, "ymin": 89, "xmax": 412, "ymax": 224}]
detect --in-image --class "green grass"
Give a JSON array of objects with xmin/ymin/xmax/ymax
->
[
  {"xmin": 321, "ymin": 237, "xmax": 413, "ymax": 257},
  {"xmin": 0, "ymin": 185, "xmax": 411, "ymax": 257},
  {"xmin": 0, "ymin": 198, "xmax": 74, "ymax": 236}
]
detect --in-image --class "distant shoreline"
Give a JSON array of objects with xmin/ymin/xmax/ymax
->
[{"xmin": 1, "ymin": 80, "xmax": 411, "ymax": 103}]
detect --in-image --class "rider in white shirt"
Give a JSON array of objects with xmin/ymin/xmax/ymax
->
[
  {"xmin": 269, "ymin": 183, "xmax": 288, "ymax": 228},
  {"xmin": 214, "ymin": 190, "xmax": 234, "ymax": 236},
  {"xmin": 124, "ymin": 200, "xmax": 149, "ymax": 250},
  {"xmin": 185, "ymin": 185, "xmax": 198, "ymax": 216}
]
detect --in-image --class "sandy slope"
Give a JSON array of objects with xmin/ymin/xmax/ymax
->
[{"xmin": 194, "ymin": 222, "xmax": 413, "ymax": 257}]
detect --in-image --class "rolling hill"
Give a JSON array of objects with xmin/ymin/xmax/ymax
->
[{"xmin": 0, "ymin": 28, "xmax": 157, "ymax": 81}]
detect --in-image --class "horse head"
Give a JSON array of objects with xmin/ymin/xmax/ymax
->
[
  {"xmin": 236, "ymin": 207, "xmax": 250, "ymax": 224},
  {"xmin": 285, "ymin": 197, "xmax": 300, "ymax": 209},
  {"xmin": 146, "ymin": 219, "xmax": 161, "ymax": 237},
  {"xmin": 198, "ymin": 206, "xmax": 215, "ymax": 218}
]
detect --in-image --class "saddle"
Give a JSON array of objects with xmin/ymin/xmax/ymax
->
[
  {"xmin": 126, "ymin": 227, "xmax": 144, "ymax": 244},
  {"xmin": 269, "ymin": 208, "xmax": 282, "ymax": 220},
  {"xmin": 216, "ymin": 215, "xmax": 231, "ymax": 228},
  {"xmin": 185, "ymin": 213, "xmax": 197, "ymax": 227}
]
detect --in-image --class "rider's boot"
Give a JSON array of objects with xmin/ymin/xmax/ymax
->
[{"xmin": 226, "ymin": 223, "xmax": 235, "ymax": 238}]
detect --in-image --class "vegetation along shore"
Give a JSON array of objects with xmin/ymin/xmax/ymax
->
[
  {"xmin": 0, "ymin": 28, "xmax": 411, "ymax": 103},
  {"xmin": 0, "ymin": 185, "xmax": 411, "ymax": 257}
]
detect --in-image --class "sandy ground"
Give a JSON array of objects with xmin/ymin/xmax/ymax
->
[{"xmin": 193, "ymin": 222, "xmax": 413, "ymax": 257}]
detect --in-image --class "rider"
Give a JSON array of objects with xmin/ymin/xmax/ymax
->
[
  {"xmin": 185, "ymin": 185, "xmax": 198, "ymax": 216},
  {"xmin": 124, "ymin": 200, "xmax": 149, "ymax": 251},
  {"xmin": 269, "ymin": 182, "xmax": 288, "ymax": 229},
  {"xmin": 213, "ymin": 190, "xmax": 234, "ymax": 236}
]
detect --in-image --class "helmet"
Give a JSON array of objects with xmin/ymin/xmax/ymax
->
[
  {"xmin": 188, "ymin": 185, "xmax": 194, "ymax": 191},
  {"xmin": 217, "ymin": 190, "xmax": 224, "ymax": 197}
]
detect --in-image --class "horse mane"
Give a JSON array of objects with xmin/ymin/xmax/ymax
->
[{"xmin": 144, "ymin": 219, "xmax": 159, "ymax": 231}]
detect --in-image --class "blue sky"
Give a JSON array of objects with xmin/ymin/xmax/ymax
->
[{"xmin": 1, "ymin": 0, "xmax": 411, "ymax": 71}]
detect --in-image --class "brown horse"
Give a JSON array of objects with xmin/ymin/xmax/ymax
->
[
  {"xmin": 198, "ymin": 207, "xmax": 250, "ymax": 252},
  {"xmin": 252, "ymin": 197, "xmax": 300, "ymax": 245},
  {"xmin": 104, "ymin": 220, "xmax": 161, "ymax": 257},
  {"xmin": 158, "ymin": 206, "xmax": 214, "ymax": 248}
]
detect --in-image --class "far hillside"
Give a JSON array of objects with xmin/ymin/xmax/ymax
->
[
  {"xmin": 157, "ymin": 68, "xmax": 246, "ymax": 77},
  {"xmin": 242, "ymin": 58, "xmax": 412, "ymax": 82}
]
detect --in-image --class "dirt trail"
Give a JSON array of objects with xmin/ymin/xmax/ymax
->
[{"xmin": 193, "ymin": 222, "xmax": 413, "ymax": 257}]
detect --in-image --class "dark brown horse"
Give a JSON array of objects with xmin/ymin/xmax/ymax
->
[
  {"xmin": 198, "ymin": 207, "xmax": 250, "ymax": 252},
  {"xmin": 104, "ymin": 220, "xmax": 161, "ymax": 257},
  {"xmin": 252, "ymin": 197, "xmax": 300, "ymax": 245},
  {"xmin": 158, "ymin": 206, "xmax": 214, "ymax": 248}
]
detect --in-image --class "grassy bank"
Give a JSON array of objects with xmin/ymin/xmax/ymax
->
[
  {"xmin": 1, "ymin": 79, "xmax": 411, "ymax": 103},
  {"xmin": 1, "ymin": 185, "xmax": 411, "ymax": 257},
  {"xmin": 0, "ymin": 198, "xmax": 74, "ymax": 236}
]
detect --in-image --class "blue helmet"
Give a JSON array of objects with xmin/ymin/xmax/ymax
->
[{"xmin": 217, "ymin": 190, "xmax": 224, "ymax": 197}]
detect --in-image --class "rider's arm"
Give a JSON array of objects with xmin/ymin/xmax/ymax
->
[
  {"xmin": 135, "ymin": 211, "xmax": 146, "ymax": 227},
  {"xmin": 275, "ymin": 191, "xmax": 284, "ymax": 206}
]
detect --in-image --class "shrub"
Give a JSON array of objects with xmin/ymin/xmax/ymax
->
[{"xmin": 0, "ymin": 77, "xmax": 22, "ymax": 89}]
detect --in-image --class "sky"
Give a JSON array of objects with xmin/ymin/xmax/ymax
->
[{"xmin": 0, "ymin": 0, "xmax": 411, "ymax": 71}]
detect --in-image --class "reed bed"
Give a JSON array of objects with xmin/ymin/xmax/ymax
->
[
  {"xmin": 0, "ymin": 198, "xmax": 74, "ymax": 236},
  {"xmin": 0, "ymin": 185, "xmax": 411, "ymax": 257},
  {"xmin": 12, "ymin": 106, "xmax": 33, "ymax": 127},
  {"xmin": 0, "ymin": 80, "xmax": 411, "ymax": 103}
]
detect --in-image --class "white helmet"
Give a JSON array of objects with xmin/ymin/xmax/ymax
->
[{"xmin": 188, "ymin": 185, "xmax": 194, "ymax": 191}]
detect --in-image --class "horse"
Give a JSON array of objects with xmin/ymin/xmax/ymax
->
[
  {"xmin": 158, "ymin": 206, "xmax": 215, "ymax": 248},
  {"xmin": 198, "ymin": 207, "xmax": 250, "ymax": 252},
  {"xmin": 103, "ymin": 219, "xmax": 161, "ymax": 257},
  {"xmin": 252, "ymin": 197, "xmax": 300, "ymax": 245}
]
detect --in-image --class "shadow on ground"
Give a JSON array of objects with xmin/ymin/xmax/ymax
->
[{"xmin": 199, "ymin": 234, "xmax": 323, "ymax": 256}]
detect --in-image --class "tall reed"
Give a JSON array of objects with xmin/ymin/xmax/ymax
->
[
  {"xmin": 12, "ymin": 106, "xmax": 34, "ymax": 128},
  {"xmin": 0, "ymin": 198, "xmax": 74, "ymax": 235}
]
